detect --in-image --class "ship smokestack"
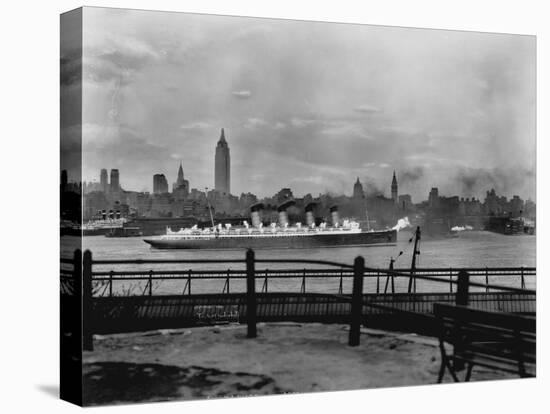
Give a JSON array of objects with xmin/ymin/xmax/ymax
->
[
  {"xmin": 278, "ymin": 210, "xmax": 288, "ymax": 227},
  {"xmin": 330, "ymin": 205, "xmax": 339, "ymax": 227},
  {"xmin": 277, "ymin": 200, "xmax": 296, "ymax": 227},
  {"xmin": 305, "ymin": 203, "xmax": 317, "ymax": 227},
  {"xmin": 250, "ymin": 203, "xmax": 264, "ymax": 228}
]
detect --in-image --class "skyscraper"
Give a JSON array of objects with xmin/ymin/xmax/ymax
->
[
  {"xmin": 100, "ymin": 168, "xmax": 108, "ymax": 193},
  {"xmin": 110, "ymin": 169, "xmax": 120, "ymax": 192},
  {"xmin": 176, "ymin": 163, "xmax": 185, "ymax": 187},
  {"xmin": 172, "ymin": 162, "xmax": 189, "ymax": 198},
  {"xmin": 215, "ymin": 128, "xmax": 230, "ymax": 194},
  {"xmin": 391, "ymin": 171, "xmax": 398, "ymax": 205},
  {"xmin": 153, "ymin": 174, "xmax": 169, "ymax": 194},
  {"xmin": 429, "ymin": 187, "xmax": 440, "ymax": 209},
  {"xmin": 353, "ymin": 177, "xmax": 364, "ymax": 199}
]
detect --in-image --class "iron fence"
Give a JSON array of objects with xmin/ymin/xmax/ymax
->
[{"xmin": 61, "ymin": 249, "xmax": 536, "ymax": 350}]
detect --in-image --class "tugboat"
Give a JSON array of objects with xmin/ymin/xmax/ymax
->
[{"xmin": 144, "ymin": 201, "xmax": 397, "ymax": 250}]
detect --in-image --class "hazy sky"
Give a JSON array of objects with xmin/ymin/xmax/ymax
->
[{"xmin": 65, "ymin": 7, "xmax": 536, "ymax": 201}]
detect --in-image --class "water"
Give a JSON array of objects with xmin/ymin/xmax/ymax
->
[
  {"xmin": 76, "ymin": 230, "xmax": 536, "ymax": 295},
  {"xmin": 82, "ymin": 230, "xmax": 535, "ymax": 267}
]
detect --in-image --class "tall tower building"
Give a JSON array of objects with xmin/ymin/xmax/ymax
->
[
  {"xmin": 429, "ymin": 187, "xmax": 440, "ymax": 209},
  {"xmin": 172, "ymin": 162, "xmax": 189, "ymax": 198},
  {"xmin": 100, "ymin": 168, "xmax": 108, "ymax": 193},
  {"xmin": 353, "ymin": 177, "xmax": 364, "ymax": 199},
  {"xmin": 176, "ymin": 163, "xmax": 185, "ymax": 187},
  {"xmin": 110, "ymin": 169, "xmax": 120, "ymax": 192},
  {"xmin": 391, "ymin": 171, "xmax": 398, "ymax": 204},
  {"xmin": 215, "ymin": 128, "xmax": 230, "ymax": 194},
  {"xmin": 153, "ymin": 174, "xmax": 168, "ymax": 194}
]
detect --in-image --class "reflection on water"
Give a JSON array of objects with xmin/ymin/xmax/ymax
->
[{"xmin": 70, "ymin": 230, "xmax": 536, "ymax": 295}]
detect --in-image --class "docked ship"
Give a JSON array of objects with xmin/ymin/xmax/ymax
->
[
  {"xmin": 485, "ymin": 215, "xmax": 536, "ymax": 235},
  {"xmin": 144, "ymin": 201, "xmax": 397, "ymax": 250},
  {"xmin": 62, "ymin": 217, "xmax": 128, "ymax": 236},
  {"xmin": 82, "ymin": 218, "xmax": 127, "ymax": 235}
]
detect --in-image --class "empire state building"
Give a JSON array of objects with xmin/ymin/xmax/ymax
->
[{"xmin": 215, "ymin": 128, "xmax": 230, "ymax": 194}]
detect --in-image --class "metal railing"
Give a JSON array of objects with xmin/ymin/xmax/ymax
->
[
  {"xmin": 61, "ymin": 249, "xmax": 535, "ymax": 298},
  {"xmin": 61, "ymin": 249, "xmax": 536, "ymax": 350},
  {"xmin": 86, "ymin": 266, "xmax": 534, "ymax": 298}
]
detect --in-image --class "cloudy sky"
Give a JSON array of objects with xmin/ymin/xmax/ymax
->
[{"xmin": 63, "ymin": 7, "xmax": 536, "ymax": 201}]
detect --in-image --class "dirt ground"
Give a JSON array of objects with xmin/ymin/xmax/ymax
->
[{"xmin": 83, "ymin": 322, "xmax": 512, "ymax": 405}]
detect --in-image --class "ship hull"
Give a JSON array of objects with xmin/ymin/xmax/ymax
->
[{"xmin": 144, "ymin": 229, "xmax": 397, "ymax": 250}]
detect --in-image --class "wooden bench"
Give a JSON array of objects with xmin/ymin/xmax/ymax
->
[{"xmin": 433, "ymin": 303, "xmax": 535, "ymax": 382}]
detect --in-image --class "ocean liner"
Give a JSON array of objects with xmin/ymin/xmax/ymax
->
[{"xmin": 144, "ymin": 201, "xmax": 397, "ymax": 250}]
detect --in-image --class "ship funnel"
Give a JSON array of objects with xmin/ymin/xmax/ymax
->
[
  {"xmin": 250, "ymin": 203, "xmax": 264, "ymax": 228},
  {"xmin": 330, "ymin": 205, "xmax": 340, "ymax": 227},
  {"xmin": 305, "ymin": 202, "xmax": 317, "ymax": 227},
  {"xmin": 277, "ymin": 200, "xmax": 296, "ymax": 227}
]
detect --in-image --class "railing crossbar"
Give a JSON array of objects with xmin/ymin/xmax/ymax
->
[
  {"xmin": 92, "ymin": 259, "xmax": 246, "ymax": 265},
  {"xmin": 90, "ymin": 272, "xmax": 534, "ymax": 294},
  {"xmin": 254, "ymin": 258, "xmax": 354, "ymax": 269},
  {"xmin": 67, "ymin": 251, "xmax": 536, "ymax": 298},
  {"xmin": 91, "ymin": 269, "xmax": 536, "ymax": 278}
]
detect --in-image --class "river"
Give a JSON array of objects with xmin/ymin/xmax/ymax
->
[
  {"xmin": 80, "ymin": 229, "xmax": 536, "ymax": 268},
  {"xmin": 68, "ymin": 230, "xmax": 535, "ymax": 295}
]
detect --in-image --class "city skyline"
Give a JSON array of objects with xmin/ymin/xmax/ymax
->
[
  {"xmin": 78, "ymin": 163, "xmax": 533, "ymax": 206},
  {"xmin": 64, "ymin": 8, "xmax": 536, "ymax": 201}
]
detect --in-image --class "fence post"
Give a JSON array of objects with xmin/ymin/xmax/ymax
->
[
  {"xmin": 188, "ymin": 269, "xmax": 191, "ymax": 295},
  {"xmin": 454, "ymin": 270, "xmax": 470, "ymax": 371},
  {"xmin": 148, "ymin": 270, "xmax": 153, "ymax": 296},
  {"xmin": 456, "ymin": 270, "xmax": 470, "ymax": 306},
  {"xmin": 246, "ymin": 249, "xmax": 257, "ymax": 338},
  {"xmin": 109, "ymin": 270, "xmax": 113, "ymax": 297},
  {"xmin": 82, "ymin": 250, "xmax": 93, "ymax": 351},
  {"xmin": 385, "ymin": 260, "xmax": 393, "ymax": 294},
  {"xmin": 449, "ymin": 268, "xmax": 453, "ymax": 293},
  {"xmin": 301, "ymin": 269, "xmax": 306, "ymax": 293},
  {"xmin": 349, "ymin": 256, "xmax": 365, "ymax": 346},
  {"xmin": 521, "ymin": 267, "xmax": 525, "ymax": 289}
]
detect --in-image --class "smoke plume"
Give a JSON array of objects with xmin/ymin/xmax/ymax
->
[
  {"xmin": 363, "ymin": 178, "xmax": 384, "ymax": 197},
  {"xmin": 399, "ymin": 167, "xmax": 425, "ymax": 184},
  {"xmin": 451, "ymin": 225, "xmax": 473, "ymax": 232},
  {"xmin": 454, "ymin": 167, "xmax": 535, "ymax": 198},
  {"xmin": 392, "ymin": 217, "xmax": 411, "ymax": 232}
]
